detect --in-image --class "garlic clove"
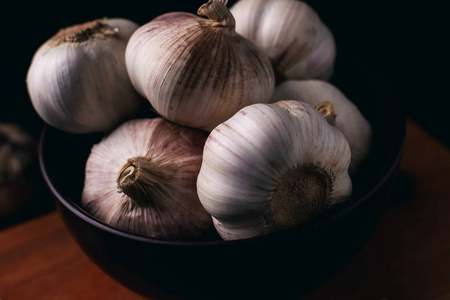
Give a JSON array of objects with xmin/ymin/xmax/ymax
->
[
  {"xmin": 82, "ymin": 118, "xmax": 216, "ymax": 241},
  {"xmin": 125, "ymin": 0, "xmax": 275, "ymax": 131},
  {"xmin": 197, "ymin": 100, "xmax": 352, "ymax": 240},
  {"xmin": 272, "ymin": 79, "xmax": 373, "ymax": 174},
  {"xmin": 230, "ymin": 0, "xmax": 336, "ymax": 81},
  {"xmin": 26, "ymin": 18, "xmax": 142, "ymax": 134}
]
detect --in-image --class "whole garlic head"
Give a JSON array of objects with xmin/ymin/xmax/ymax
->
[
  {"xmin": 26, "ymin": 18, "xmax": 142, "ymax": 134},
  {"xmin": 82, "ymin": 118, "xmax": 216, "ymax": 241},
  {"xmin": 197, "ymin": 100, "xmax": 352, "ymax": 240},
  {"xmin": 272, "ymin": 80, "xmax": 372, "ymax": 174},
  {"xmin": 230, "ymin": 0, "xmax": 336, "ymax": 81},
  {"xmin": 125, "ymin": 0, "xmax": 275, "ymax": 131}
]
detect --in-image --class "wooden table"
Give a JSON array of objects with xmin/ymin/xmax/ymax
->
[{"xmin": 1, "ymin": 119, "xmax": 449, "ymax": 300}]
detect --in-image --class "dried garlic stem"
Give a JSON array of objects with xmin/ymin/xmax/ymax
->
[
  {"xmin": 198, "ymin": 0, "xmax": 235, "ymax": 30},
  {"xmin": 117, "ymin": 157, "xmax": 177, "ymax": 207},
  {"xmin": 316, "ymin": 101, "xmax": 336, "ymax": 126}
]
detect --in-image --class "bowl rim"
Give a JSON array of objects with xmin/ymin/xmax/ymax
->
[{"xmin": 38, "ymin": 94, "xmax": 406, "ymax": 248}]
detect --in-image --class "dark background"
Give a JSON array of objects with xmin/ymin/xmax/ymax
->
[{"xmin": 1, "ymin": 0, "xmax": 448, "ymax": 226}]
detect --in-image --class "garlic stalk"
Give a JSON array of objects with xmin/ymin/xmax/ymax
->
[
  {"xmin": 26, "ymin": 18, "xmax": 142, "ymax": 134},
  {"xmin": 196, "ymin": 100, "xmax": 352, "ymax": 240},
  {"xmin": 82, "ymin": 118, "xmax": 216, "ymax": 241},
  {"xmin": 125, "ymin": 0, "xmax": 275, "ymax": 131},
  {"xmin": 230, "ymin": 0, "xmax": 336, "ymax": 81},
  {"xmin": 272, "ymin": 80, "xmax": 372, "ymax": 174}
]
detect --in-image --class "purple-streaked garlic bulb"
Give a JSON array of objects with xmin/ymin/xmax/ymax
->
[
  {"xmin": 125, "ymin": 0, "xmax": 275, "ymax": 131},
  {"xmin": 82, "ymin": 118, "xmax": 216, "ymax": 241}
]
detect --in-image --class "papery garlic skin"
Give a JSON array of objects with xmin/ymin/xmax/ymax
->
[
  {"xmin": 26, "ymin": 18, "xmax": 142, "ymax": 134},
  {"xmin": 272, "ymin": 80, "xmax": 372, "ymax": 174},
  {"xmin": 230, "ymin": 0, "xmax": 336, "ymax": 81},
  {"xmin": 82, "ymin": 118, "xmax": 216, "ymax": 241},
  {"xmin": 197, "ymin": 100, "xmax": 352, "ymax": 240},
  {"xmin": 125, "ymin": 0, "xmax": 275, "ymax": 131}
]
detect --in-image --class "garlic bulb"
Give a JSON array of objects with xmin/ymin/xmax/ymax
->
[
  {"xmin": 125, "ymin": 0, "xmax": 275, "ymax": 131},
  {"xmin": 272, "ymin": 80, "xmax": 372, "ymax": 174},
  {"xmin": 26, "ymin": 18, "xmax": 142, "ymax": 134},
  {"xmin": 230, "ymin": 0, "xmax": 336, "ymax": 81},
  {"xmin": 0, "ymin": 123, "xmax": 36, "ymax": 218},
  {"xmin": 197, "ymin": 100, "xmax": 352, "ymax": 240},
  {"xmin": 82, "ymin": 118, "xmax": 216, "ymax": 241}
]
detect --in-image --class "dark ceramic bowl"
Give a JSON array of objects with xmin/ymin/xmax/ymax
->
[{"xmin": 39, "ymin": 57, "xmax": 405, "ymax": 299}]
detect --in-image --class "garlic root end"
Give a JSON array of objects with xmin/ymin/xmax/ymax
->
[{"xmin": 267, "ymin": 164, "xmax": 333, "ymax": 230}]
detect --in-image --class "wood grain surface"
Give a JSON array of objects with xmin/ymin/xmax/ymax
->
[{"xmin": 0, "ymin": 119, "xmax": 449, "ymax": 300}]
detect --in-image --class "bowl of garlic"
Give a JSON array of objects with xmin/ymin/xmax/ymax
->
[{"xmin": 35, "ymin": 0, "xmax": 405, "ymax": 299}]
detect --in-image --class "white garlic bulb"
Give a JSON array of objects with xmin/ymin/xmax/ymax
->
[
  {"xmin": 82, "ymin": 118, "xmax": 216, "ymax": 241},
  {"xmin": 197, "ymin": 100, "xmax": 352, "ymax": 240},
  {"xmin": 272, "ymin": 80, "xmax": 372, "ymax": 174},
  {"xmin": 26, "ymin": 18, "xmax": 142, "ymax": 134},
  {"xmin": 125, "ymin": 0, "xmax": 275, "ymax": 131},
  {"xmin": 230, "ymin": 0, "xmax": 336, "ymax": 81}
]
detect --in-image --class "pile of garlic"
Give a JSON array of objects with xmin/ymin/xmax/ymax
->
[{"xmin": 26, "ymin": 0, "xmax": 372, "ymax": 241}]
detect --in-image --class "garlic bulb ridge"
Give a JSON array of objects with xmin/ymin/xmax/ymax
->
[
  {"xmin": 125, "ymin": 0, "xmax": 275, "ymax": 131},
  {"xmin": 26, "ymin": 18, "xmax": 142, "ymax": 134},
  {"xmin": 196, "ymin": 100, "xmax": 352, "ymax": 240},
  {"xmin": 82, "ymin": 118, "xmax": 215, "ymax": 241},
  {"xmin": 230, "ymin": 0, "xmax": 336, "ymax": 81}
]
